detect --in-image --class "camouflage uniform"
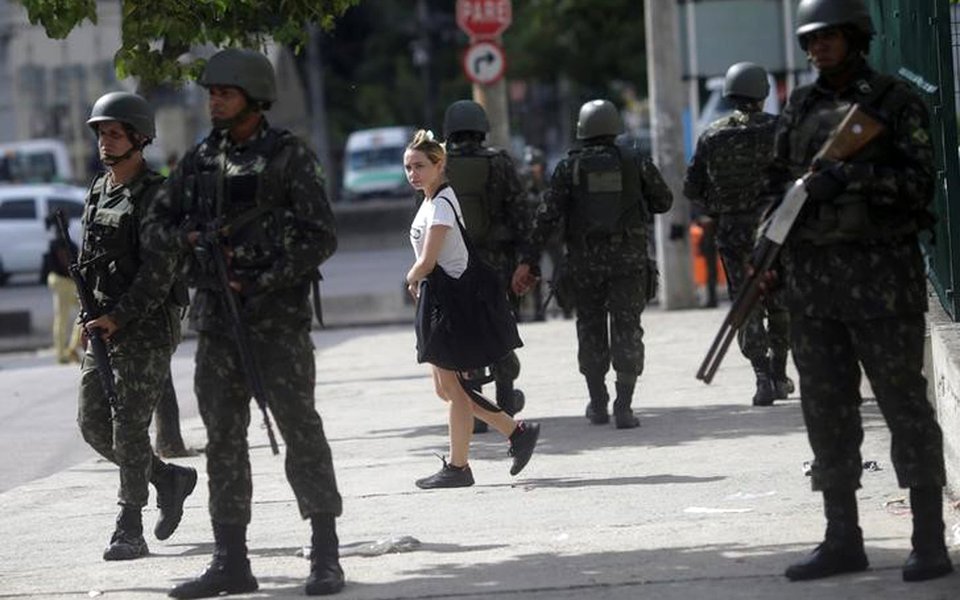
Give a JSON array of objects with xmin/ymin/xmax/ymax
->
[
  {"xmin": 77, "ymin": 169, "xmax": 185, "ymax": 509},
  {"xmin": 446, "ymin": 138, "xmax": 530, "ymax": 411},
  {"xmin": 145, "ymin": 119, "xmax": 342, "ymax": 525},
  {"xmin": 766, "ymin": 64, "xmax": 944, "ymax": 493},
  {"xmin": 685, "ymin": 109, "xmax": 791, "ymax": 400},
  {"xmin": 523, "ymin": 140, "xmax": 672, "ymax": 421}
]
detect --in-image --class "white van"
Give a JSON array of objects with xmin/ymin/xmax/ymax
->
[
  {"xmin": 341, "ymin": 127, "xmax": 415, "ymax": 202},
  {"xmin": 0, "ymin": 139, "xmax": 74, "ymax": 185}
]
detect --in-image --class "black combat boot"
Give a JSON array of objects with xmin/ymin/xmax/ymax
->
[
  {"xmin": 152, "ymin": 462, "xmax": 198, "ymax": 540},
  {"xmin": 785, "ymin": 489, "xmax": 869, "ymax": 581},
  {"xmin": 751, "ymin": 358, "xmax": 776, "ymax": 407},
  {"xmin": 169, "ymin": 522, "xmax": 258, "ymax": 599},
  {"xmin": 305, "ymin": 514, "xmax": 346, "ymax": 596},
  {"xmin": 903, "ymin": 486, "xmax": 954, "ymax": 582},
  {"xmin": 613, "ymin": 377, "xmax": 640, "ymax": 429},
  {"xmin": 584, "ymin": 376, "xmax": 610, "ymax": 425},
  {"xmin": 770, "ymin": 352, "xmax": 795, "ymax": 400},
  {"xmin": 103, "ymin": 505, "xmax": 149, "ymax": 561}
]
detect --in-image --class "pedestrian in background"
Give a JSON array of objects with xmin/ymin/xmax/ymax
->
[
  {"xmin": 404, "ymin": 129, "xmax": 540, "ymax": 490},
  {"xmin": 684, "ymin": 61, "xmax": 793, "ymax": 406},
  {"xmin": 43, "ymin": 215, "xmax": 81, "ymax": 363},
  {"xmin": 145, "ymin": 48, "xmax": 345, "ymax": 597},
  {"xmin": 443, "ymin": 100, "xmax": 530, "ymax": 422},
  {"xmin": 77, "ymin": 91, "xmax": 196, "ymax": 561},
  {"xmin": 513, "ymin": 100, "xmax": 672, "ymax": 429},
  {"xmin": 765, "ymin": 0, "xmax": 952, "ymax": 583}
]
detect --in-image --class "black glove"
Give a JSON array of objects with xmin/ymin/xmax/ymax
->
[{"xmin": 804, "ymin": 160, "xmax": 848, "ymax": 203}]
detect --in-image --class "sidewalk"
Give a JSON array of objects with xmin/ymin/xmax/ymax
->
[{"xmin": 0, "ymin": 309, "xmax": 957, "ymax": 599}]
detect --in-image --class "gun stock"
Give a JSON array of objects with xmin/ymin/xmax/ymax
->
[
  {"xmin": 202, "ymin": 228, "xmax": 281, "ymax": 456},
  {"xmin": 53, "ymin": 210, "xmax": 119, "ymax": 406},
  {"xmin": 696, "ymin": 104, "xmax": 885, "ymax": 384}
]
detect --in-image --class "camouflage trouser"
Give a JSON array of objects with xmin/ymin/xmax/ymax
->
[
  {"xmin": 569, "ymin": 258, "xmax": 646, "ymax": 379},
  {"xmin": 77, "ymin": 344, "xmax": 171, "ymax": 507},
  {"xmin": 717, "ymin": 232, "xmax": 789, "ymax": 362},
  {"xmin": 791, "ymin": 312, "xmax": 945, "ymax": 491},
  {"xmin": 195, "ymin": 328, "xmax": 342, "ymax": 525}
]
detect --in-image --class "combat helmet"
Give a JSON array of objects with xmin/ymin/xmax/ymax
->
[
  {"xmin": 87, "ymin": 92, "xmax": 156, "ymax": 139},
  {"xmin": 796, "ymin": 0, "xmax": 874, "ymax": 50},
  {"xmin": 723, "ymin": 62, "xmax": 770, "ymax": 101},
  {"xmin": 199, "ymin": 48, "xmax": 277, "ymax": 105},
  {"xmin": 576, "ymin": 100, "xmax": 624, "ymax": 140},
  {"xmin": 443, "ymin": 100, "xmax": 490, "ymax": 137}
]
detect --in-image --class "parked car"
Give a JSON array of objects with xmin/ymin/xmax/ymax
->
[
  {"xmin": 0, "ymin": 184, "xmax": 85, "ymax": 285},
  {"xmin": 340, "ymin": 126, "xmax": 415, "ymax": 202}
]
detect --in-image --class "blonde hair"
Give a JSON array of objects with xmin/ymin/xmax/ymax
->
[{"xmin": 407, "ymin": 129, "xmax": 445, "ymax": 165}]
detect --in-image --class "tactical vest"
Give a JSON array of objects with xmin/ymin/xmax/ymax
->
[
  {"xmin": 445, "ymin": 148, "xmax": 499, "ymax": 245},
  {"xmin": 785, "ymin": 74, "xmax": 929, "ymax": 244},
  {"xmin": 80, "ymin": 170, "xmax": 187, "ymax": 308},
  {"xmin": 187, "ymin": 128, "xmax": 297, "ymax": 280},
  {"xmin": 568, "ymin": 145, "xmax": 645, "ymax": 240},
  {"xmin": 704, "ymin": 113, "xmax": 777, "ymax": 214}
]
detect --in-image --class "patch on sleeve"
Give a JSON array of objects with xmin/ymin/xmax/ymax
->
[{"xmin": 911, "ymin": 128, "xmax": 930, "ymax": 145}]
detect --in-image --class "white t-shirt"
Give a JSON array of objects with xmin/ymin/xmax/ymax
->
[{"xmin": 410, "ymin": 185, "xmax": 469, "ymax": 278}]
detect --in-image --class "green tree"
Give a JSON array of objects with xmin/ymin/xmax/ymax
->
[
  {"xmin": 17, "ymin": 0, "xmax": 357, "ymax": 85},
  {"xmin": 505, "ymin": 0, "xmax": 648, "ymax": 97}
]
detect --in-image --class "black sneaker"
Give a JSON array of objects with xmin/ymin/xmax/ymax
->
[
  {"xmin": 415, "ymin": 458, "xmax": 475, "ymax": 489},
  {"xmin": 508, "ymin": 422, "xmax": 541, "ymax": 476}
]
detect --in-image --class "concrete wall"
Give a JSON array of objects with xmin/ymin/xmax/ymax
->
[{"xmin": 926, "ymin": 289, "xmax": 960, "ymax": 499}]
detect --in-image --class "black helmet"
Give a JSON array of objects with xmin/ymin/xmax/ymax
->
[
  {"xmin": 576, "ymin": 99, "xmax": 624, "ymax": 140},
  {"xmin": 723, "ymin": 62, "xmax": 770, "ymax": 101},
  {"xmin": 524, "ymin": 145, "xmax": 545, "ymax": 166},
  {"xmin": 443, "ymin": 100, "xmax": 490, "ymax": 137},
  {"xmin": 87, "ymin": 92, "xmax": 156, "ymax": 139},
  {"xmin": 796, "ymin": 0, "xmax": 874, "ymax": 49},
  {"xmin": 199, "ymin": 48, "xmax": 277, "ymax": 104}
]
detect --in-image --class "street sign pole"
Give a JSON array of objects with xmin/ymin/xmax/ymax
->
[{"xmin": 456, "ymin": 0, "xmax": 512, "ymax": 152}]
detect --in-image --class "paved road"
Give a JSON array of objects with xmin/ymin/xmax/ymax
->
[{"xmin": 1, "ymin": 310, "xmax": 957, "ymax": 599}]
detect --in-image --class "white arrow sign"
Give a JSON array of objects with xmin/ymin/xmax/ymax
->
[{"xmin": 462, "ymin": 40, "xmax": 506, "ymax": 86}]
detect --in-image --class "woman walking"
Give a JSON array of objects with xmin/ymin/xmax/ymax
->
[{"xmin": 403, "ymin": 129, "xmax": 540, "ymax": 489}]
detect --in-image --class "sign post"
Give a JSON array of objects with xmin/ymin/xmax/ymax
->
[{"xmin": 455, "ymin": 0, "xmax": 513, "ymax": 151}]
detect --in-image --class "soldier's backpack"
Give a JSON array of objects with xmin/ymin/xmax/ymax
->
[
  {"xmin": 570, "ymin": 145, "xmax": 645, "ymax": 237},
  {"xmin": 445, "ymin": 148, "xmax": 499, "ymax": 245}
]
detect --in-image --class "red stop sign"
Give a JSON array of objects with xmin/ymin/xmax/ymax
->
[{"xmin": 456, "ymin": 0, "xmax": 512, "ymax": 39}]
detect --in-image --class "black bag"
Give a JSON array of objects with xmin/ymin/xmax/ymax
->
[{"xmin": 415, "ymin": 196, "xmax": 522, "ymax": 370}]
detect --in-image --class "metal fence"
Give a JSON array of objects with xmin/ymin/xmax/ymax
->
[{"xmin": 869, "ymin": 0, "xmax": 960, "ymax": 318}]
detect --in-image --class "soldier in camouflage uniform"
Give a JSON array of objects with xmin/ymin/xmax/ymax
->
[
  {"xmin": 144, "ymin": 49, "xmax": 345, "ymax": 598},
  {"xmin": 513, "ymin": 100, "xmax": 672, "ymax": 429},
  {"xmin": 684, "ymin": 62, "xmax": 794, "ymax": 406},
  {"xmin": 443, "ymin": 100, "xmax": 530, "ymax": 421},
  {"xmin": 764, "ymin": 0, "xmax": 952, "ymax": 583},
  {"xmin": 521, "ymin": 146, "xmax": 549, "ymax": 321},
  {"xmin": 77, "ymin": 92, "xmax": 197, "ymax": 561}
]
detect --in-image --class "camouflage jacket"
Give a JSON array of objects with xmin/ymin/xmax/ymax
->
[
  {"xmin": 522, "ymin": 141, "xmax": 672, "ymax": 266},
  {"xmin": 763, "ymin": 63, "xmax": 934, "ymax": 319},
  {"xmin": 445, "ymin": 139, "xmax": 530, "ymax": 253},
  {"xmin": 684, "ymin": 110, "xmax": 777, "ymax": 217},
  {"xmin": 143, "ymin": 119, "xmax": 337, "ymax": 333},
  {"xmin": 80, "ymin": 168, "xmax": 182, "ymax": 349}
]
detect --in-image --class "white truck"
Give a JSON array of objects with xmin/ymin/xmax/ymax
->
[{"xmin": 340, "ymin": 126, "xmax": 415, "ymax": 202}]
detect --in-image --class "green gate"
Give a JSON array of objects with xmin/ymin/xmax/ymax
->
[{"xmin": 868, "ymin": 0, "xmax": 960, "ymax": 318}]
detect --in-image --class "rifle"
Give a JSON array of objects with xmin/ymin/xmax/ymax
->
[
  {"xmin": 696, "ymin": 104, "xmax": 886, "ymax": 384},
  {"xmin": 197, "ymin": 223, "xmax": 281, "ymax": 455},
  {"xmin": 53, "ymin": 210, "xmax": 119, "ymax": 406}
]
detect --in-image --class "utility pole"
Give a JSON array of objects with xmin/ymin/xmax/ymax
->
[
  {"xmin": 645, "ymin": 0, "xmax": 696, "ymax": 309},
  {"xmin": 306, "ymin": 24, "xmax": 335, "ymax": 200},
  {"xmin": 473, "ymin": 59, "xmax": 510, "ymax": 152}
]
